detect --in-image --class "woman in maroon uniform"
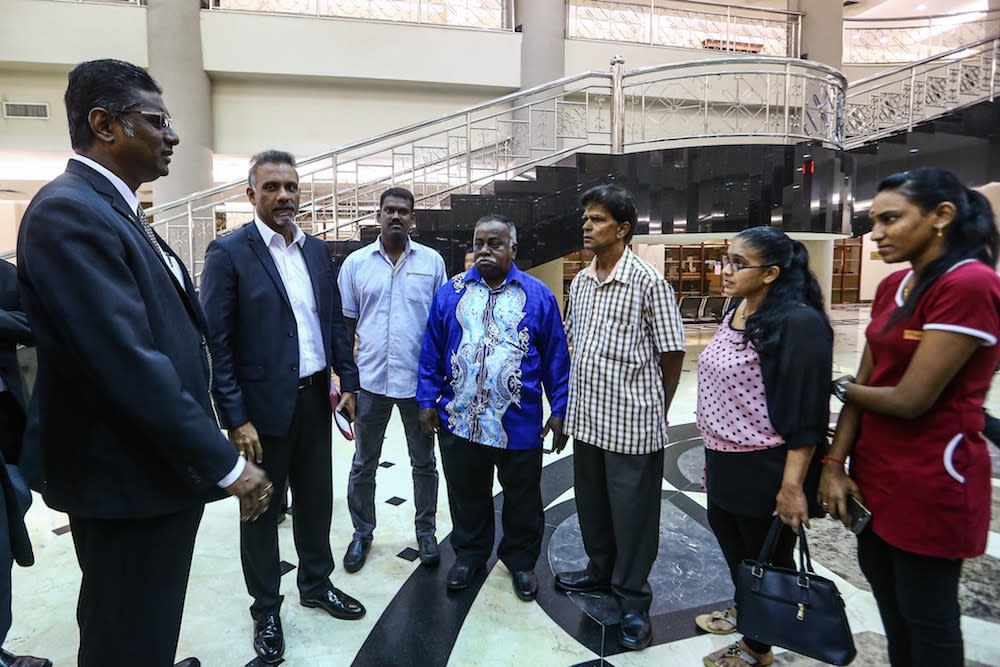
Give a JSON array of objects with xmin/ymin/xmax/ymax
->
[{"xmin": 820, "ymin": 168, "xmax": 1000, "ymax": 667}]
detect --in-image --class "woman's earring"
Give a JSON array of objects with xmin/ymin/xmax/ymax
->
[{"xmin": 936, "ymin": 226, "xmax": 944, "ymax": 237}]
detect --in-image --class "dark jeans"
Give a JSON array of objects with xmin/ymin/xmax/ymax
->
[
  {"xmin": 857, "ymin": 528, "xmax": 964, "ymax": 667},
  {"xmin": 241, "ymin": 381, "xmax": 335, "ymax": 619},
  {"xmin": 347, "ymin": 390, "xmax": 438, "ymax": 542},
  {"xmin": 706, "ymin": 502, "xmax": 796, "ymax": 654},
  {"xmin": 983, "ymin": 409, "xmax": 1000, "ymax": 448},
  {"xmin": 573, "ymin": 440, "xmax": 664, "ymax": 613},
  {"xmin": 438, "ymin": 429, "xmax": 543, "ymax": 572}
]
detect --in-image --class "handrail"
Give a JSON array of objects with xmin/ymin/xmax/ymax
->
[
  {"xmin": 843, "ymin": 8, "xmax": 993, "ymax": 23},
  {"xmin": 145, "ymin": 69, "xmax": 607, "ymax": 217},
  {"xmin": 850, "ymin": 34, "xmax": 1000, "ymax": 89},
  {"xmin": 625, "ymin": 55, "xmax": 845, "ymax": 84}
]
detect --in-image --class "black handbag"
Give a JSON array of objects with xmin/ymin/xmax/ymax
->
[{"xmin": 735, "ymin": 517, "xmax": 857, "ymax": 665}]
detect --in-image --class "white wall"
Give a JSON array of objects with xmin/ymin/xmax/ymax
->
[
  {"xmin": 564, "ymin": 39, "xmax": 732, "ymax": 75},
  {"xmin": 1, "ymin": 1, "xmax": 147, "ymax": 67},
  {"xmin": 0, "ymin": 70, "xmax": 70, "ymax": 152},
  {"xmin": 859, "ymin": 231, "xmax": 899, "ymax": 300}
]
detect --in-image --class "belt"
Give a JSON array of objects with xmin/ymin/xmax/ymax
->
[{"xmin": 297, "ymin": 370, "xmax": 327, "ymax": 390}]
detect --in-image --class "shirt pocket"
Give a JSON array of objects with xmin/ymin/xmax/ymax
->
[
  {"xmin": 598, "ymin": 321, "xmax": 638, "ymax": 363},
  {"xmin": 405, "ymin": 271, "xmax": 437, "ymax": 303}
]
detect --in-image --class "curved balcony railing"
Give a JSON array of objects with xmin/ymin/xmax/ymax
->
[
  {"xmin": 845, "ymin": 36, "xmax": 999, "ymax": 149},
  {"xmin": 844, "ymin": 9, "xmax": 1000, "ymax": 64},
  {"xmin": 566, "ymin": 0, "xmax": 802, "ymax": 58},
  {"xmin": 131, "ymin": 56, "xmax": 842, "ymax": 281}
]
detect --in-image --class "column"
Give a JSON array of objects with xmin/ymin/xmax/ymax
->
[
  {"xmin": 801, "ymin": 238, "xmax": 834, "ymax": 313},
  {"xmin": 145, "ymin": 0, "xmax": 215, "ymax": 268},
  {"xmin": 795, "ymin": 0, "xmax": 843, "ymax": 71},
  {"xmin": 514, "ymin": 0, "xmax": 565, "ymax": 88}
]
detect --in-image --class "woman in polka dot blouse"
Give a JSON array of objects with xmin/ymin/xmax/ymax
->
[{"xmin": 695, "ymin": 227, "xmax": 833, "ymax": 667}]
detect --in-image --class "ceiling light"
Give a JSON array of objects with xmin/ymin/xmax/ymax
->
[{"xmin": 915, "ymin": 3, "xmax": 926, "ymax": 10}]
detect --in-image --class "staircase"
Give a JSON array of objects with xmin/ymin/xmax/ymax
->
[{"xmin": 135, "ymin": 37, "xmax": 996, "ymax": 281}]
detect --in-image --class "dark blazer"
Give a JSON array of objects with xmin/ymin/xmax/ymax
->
[
  {"xmin": 16, "ymin": 160, "xmax": 239, "ymax": 519},
  {"xmin": 0, "ymin": 259, "xmax": 33, "ymax": 566},
  {"xmin": 200, "ymin": 221, "xmax": 359, "ymax": 437}
]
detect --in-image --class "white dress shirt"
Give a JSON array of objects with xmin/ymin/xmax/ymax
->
[{"xmin": 253, "ymin": 219, "xmax": 327, "ymax": 378}]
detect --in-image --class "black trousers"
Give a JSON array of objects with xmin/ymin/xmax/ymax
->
[
  {"xmin": 573, "ymin": 440, "xmax": 664, "ymax": 613},
  {"xmin": 241, "ymin": 381, "xmax": 334, "ymax": 619},
  {"xmin": 70, "ymin": 505, "xmax": 204, "ymax": 667},
  {"xmin": 706, "ymin": 502, "xmax": 796, "ymax": 654},
  {"xmin": 857, "ymin": 528, "xmax": 964, "ymax": 667},
  {"xmin": 438, "ymin": 430, "xmax": 543, "ymax": 572}
]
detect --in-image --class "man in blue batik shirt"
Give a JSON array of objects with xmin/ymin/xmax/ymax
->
[{"xmin": 417, "ymin": 214, "xmax": 569, "ymax": 602}]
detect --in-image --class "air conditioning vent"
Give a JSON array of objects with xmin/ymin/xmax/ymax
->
[{"xmin": 3, "ymin": 102, "xmax": 49, "ymax": 119}]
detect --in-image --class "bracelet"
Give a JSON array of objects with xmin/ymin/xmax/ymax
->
[{"xmin": 821, "ymin": 455, "xmax": 846, "ymax": 466}]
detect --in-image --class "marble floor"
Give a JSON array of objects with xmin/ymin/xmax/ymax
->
[{"xmin": 6, "ymin": 304, "xmax": 1000, "ymax": 666}]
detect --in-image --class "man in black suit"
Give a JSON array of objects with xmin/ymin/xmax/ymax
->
[
  {"xmin": 0, "ymin": 259, "xmax": 49, "ymax": 667},
  {"xmin": 16, "ymin": 59, "xmax": 272, "ymax": 667},
  {"xmin": 200, "ymin": 150, "xmax": 365, "ymax": 664}
]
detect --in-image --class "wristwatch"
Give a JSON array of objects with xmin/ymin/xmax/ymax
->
[{"xmin": 832, "ymin": 375, "xmax": 854, "ymax": 403}]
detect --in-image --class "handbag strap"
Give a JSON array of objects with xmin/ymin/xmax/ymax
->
[{"xmin": 756, "ymin": 517, "xmax": 816, "ymax": 575}]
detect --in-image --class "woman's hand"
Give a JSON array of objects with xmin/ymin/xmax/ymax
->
[
  {"xmin": 818, "ymin": 462, "xmax": 862, "ymax": 529},
  {"xmin": 775, "ymin": 484, "xmax": 810, "ymax": 532}
]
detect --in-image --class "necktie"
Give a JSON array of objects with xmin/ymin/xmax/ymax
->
[
  {"xmin": 135, "ymin": 204, "xmax": 164, "ymax": 257},
  {"xmin": 136, "ymin": 204, "xmax": 215, "ymax": 391}
]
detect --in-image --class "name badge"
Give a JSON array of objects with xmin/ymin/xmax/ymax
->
[{"xmin": 903, "ymin": 329, "xmax": 923, "ymax": 341}]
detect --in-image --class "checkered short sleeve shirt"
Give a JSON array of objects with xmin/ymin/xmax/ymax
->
[{"xmin": 564, "ymin": 248, "xmax": 686, "ymax": 455}]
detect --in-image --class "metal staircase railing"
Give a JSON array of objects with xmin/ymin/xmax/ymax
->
[
  {"xmin": 141, "ymin": 55, "xmax": 844, "ymax": 282},
  {"xmin": 844, "ymin": 36, "xmax": 999, "ymax": 150}
]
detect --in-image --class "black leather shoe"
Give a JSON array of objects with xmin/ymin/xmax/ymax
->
[
  {"xmin": 252, "ymin": 614, "xmax": 284, "ymax": 664},
  {"xmin": 417, "ymin": 535, "xmax": 440, "ymax": 566},
  {"xmin": 173, "ymin": 660, "xmax": 200, "ymax": 667},
  {"xmin": 0, "ymin": 648, "xmax": 53, "ymax": 667},
  {"xmin": 554, "ymin": 569, "xmax": 608, "ymax": 593},
  {"xmin": 446, "ymin": 562, "xmax": 481, "ymax": 591},
  {"xmin": 619, "ymin": 610, "xmax": 652, "ymax": 650},
  {"xmin": 511, "ymin": 570, "xmax": 538, "ymax": 601},
  {"xmin": 301, "ymin": 587, "xmax": 366, "ymax": 620},
  {"xmin": 343, "ymin": 539, "xmax": 370, "ymax": 573}
]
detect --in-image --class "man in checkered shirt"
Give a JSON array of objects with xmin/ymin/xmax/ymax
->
[{"xmin": 555, "ymin": 184, "xmax": 686, "ymax": 651}]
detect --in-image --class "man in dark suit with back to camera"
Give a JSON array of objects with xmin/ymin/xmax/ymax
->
[
  {"xmin": 0, "ymin": 259, "xmax": 49, "ymax": 667},
  {"xmin": 200, "ymin": 150, "xmax": 365, "ymax": 665},
  {"xmin": 16, "ymin": 59, "xmax": 272, "ymax": 667}
]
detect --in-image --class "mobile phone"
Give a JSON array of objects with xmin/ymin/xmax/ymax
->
[{"xmin": 846, "ymin": 494, "xmax": 872, "ymax": 535}]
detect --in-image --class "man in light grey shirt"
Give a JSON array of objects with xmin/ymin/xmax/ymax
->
[{"xmin": 337, "ymin": 187, "xmax": 447, "ymax": 572}]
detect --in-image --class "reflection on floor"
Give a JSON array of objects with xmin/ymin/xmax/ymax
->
[{"xmin": 7, "ymin": 305, "xmax": 1000, "ymax": 666}]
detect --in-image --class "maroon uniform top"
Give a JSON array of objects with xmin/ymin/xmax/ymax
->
[{"xmin": 852, "ymin": 260, "xmax": 1000, "ymax": 559}]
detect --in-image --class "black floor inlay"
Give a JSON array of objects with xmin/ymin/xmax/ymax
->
[
  {"xmin": 52, "ymin": 524, "xmax": 71, "ymax": 536},
  {"xmin": 379, "ymin": 461, "xmax": 395, "ymax": 468},
  {"xmin": 397, "ymin": 547, "xmax": 419, "ymax": 562},
  {"xmin": 279, "ymin": 560, "xmax": 295, "ymax": 576},
  {"xmin": 386, "ymin": 496, "xmax": 406, "ymax": 506},
  {"xmin": 570, "ymin": 661, "xmax": 615, "ymax": 667}
]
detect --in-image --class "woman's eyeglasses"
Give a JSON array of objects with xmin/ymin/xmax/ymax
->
[{"xmin": 720, "ymin": 255, "xmax": 775, "ymax": 271}]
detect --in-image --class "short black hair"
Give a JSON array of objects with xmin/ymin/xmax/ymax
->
[
  {"xmin": 65, "ymin": 59, "xmax": 161, "ymax": 151},
  {"xmin": 474, "ymin": 213, "xmax": 517, "ymax": 244},
  {"xmin": 248, "ymin": 150, "xmax": 297, "ymax": 187},
  {"xmin": 580, "ymin": 183, "xmax": 637, "ymax": 242},
  {"xmin": 379, "ymin": 187, "xmax": 415, "ymax": 211}
]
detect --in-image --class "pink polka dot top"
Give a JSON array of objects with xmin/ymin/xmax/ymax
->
[{"xmin": 696, "ymin": 311, "xmax": 784, "ymax": 453}]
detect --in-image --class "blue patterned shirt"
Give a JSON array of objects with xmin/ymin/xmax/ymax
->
[{"xmin": 417, "ymin": 264, "xmax": 569, "ymax": 450}]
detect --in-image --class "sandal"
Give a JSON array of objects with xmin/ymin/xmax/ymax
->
[
  {"xmin": 703, "ymin": 641, "xmax": 774, "ymax": 667},
  {"xmin": 695, "ymin": 607, "xmax": 738, "ymax": 635}
]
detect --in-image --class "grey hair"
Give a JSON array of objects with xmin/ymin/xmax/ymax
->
[
  {"xmin": 248, "ymin": 150, "xmax": 297, "ymax": 187},
  {"xmin": 475, "ymin": 213, "xmax": 517, "ymax": 244}
]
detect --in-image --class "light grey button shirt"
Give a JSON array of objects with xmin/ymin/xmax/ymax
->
[{"xmin": 338, "ymin": 237, "xmax": 446, "ymax": 399}]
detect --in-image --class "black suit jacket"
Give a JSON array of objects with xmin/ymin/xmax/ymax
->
[
  {"xmin": 17, "ymin": 160, "xmax": 239, "ymax": 519},
  {"xmin": 0, "ymin": 259, "xmax": 33, "ymax": 566},
  {"xmin": 200, "ymin": 221, "xmax": 359, "ymax": 437}
]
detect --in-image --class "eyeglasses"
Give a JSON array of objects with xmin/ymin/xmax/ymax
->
[
  {"xmin": 721, "ymin": 255, "xmax": 775, "ymax": 272},
  {"xmin": 133, "ymin": 110, "xmax": 173, "ymax": 131}
]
